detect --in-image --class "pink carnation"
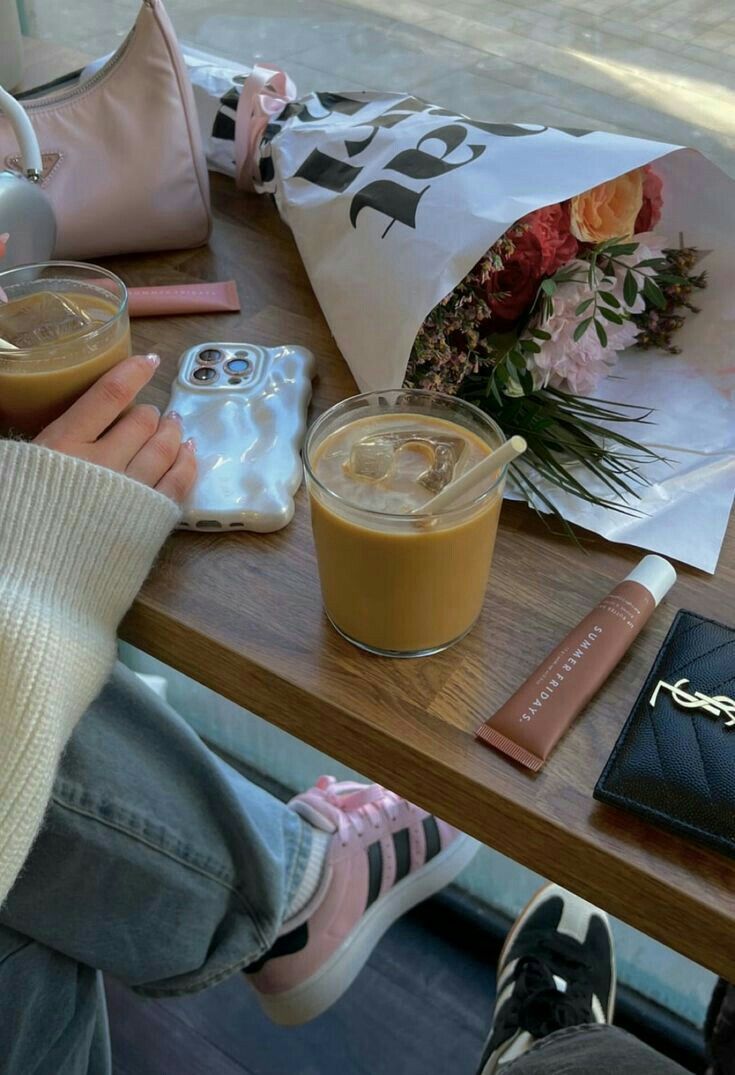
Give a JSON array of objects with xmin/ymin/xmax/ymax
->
[
  {"xmin": 526, "ymin": 236, "xmax": 668, "ymax": 395},
  {"xmin": 526, "ymin": 261, "xmax": 639, "ymax": 395}
]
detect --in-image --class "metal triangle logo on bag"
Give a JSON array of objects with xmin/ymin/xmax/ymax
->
[{"xmin": 4, "ymin": 151, "xmax": 62, "ymax": 185}]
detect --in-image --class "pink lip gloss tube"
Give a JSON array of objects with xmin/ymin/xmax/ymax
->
[{"xmin": 94, "ymin": 279, "xmax": 241, "ymax": 317}]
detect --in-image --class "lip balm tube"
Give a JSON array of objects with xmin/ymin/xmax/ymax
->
[{"xmin": 475, "ymin": 555, "xmax": 677, "ymax": 771}]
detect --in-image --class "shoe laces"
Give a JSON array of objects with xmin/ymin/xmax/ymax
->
[
  {"xmin": 295, "ymin": 776, "xmax": 404, "ymax": 847},
  {"xmin": 499, "ymin": 955, "xmax": 596, "ymax": 1042}
]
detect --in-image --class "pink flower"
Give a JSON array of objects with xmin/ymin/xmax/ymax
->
[
  {"xmin": 635, "ymin": 167, "xmax": 663, "ymax": 233},
  {"xmin": 486, "ymin": 203, "xmax": 578, "ymax": 324},
  {"xmin": 525, "ymin": 260, "xmax": 640, "ymax": 395},
  {"xmin": 0, "ymin": 233, "xmax": 8, "ymax": 258},
  {"xmin": 525, "ymin": 236, "xmax": 668, "ymax": 394},
  {"xmin": 530, "ymin": 203, "xmax": 579, "ymax": 275}
]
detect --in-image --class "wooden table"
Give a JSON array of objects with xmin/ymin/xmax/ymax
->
[{"xmin": 104, "ymin": 174, "xmax": 735, "ymax": 982}]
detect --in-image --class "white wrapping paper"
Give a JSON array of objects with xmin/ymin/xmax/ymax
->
[{"xmin": 185, "ymin": 65, "xmax": 735, "ymax": 572}]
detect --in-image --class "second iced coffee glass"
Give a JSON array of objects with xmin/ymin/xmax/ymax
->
[{"xmin": 304, "ymin": 389, "xmax": 508, "ymax": 658}]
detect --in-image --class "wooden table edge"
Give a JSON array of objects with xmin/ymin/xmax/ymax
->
[{"xmin": 121, "ymin": 598, "xmax": 732, "ymax": 980}]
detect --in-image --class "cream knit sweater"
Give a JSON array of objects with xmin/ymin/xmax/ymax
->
[{"xmin": 0, "ymin": 440, "xmax": 180, "ymax": 906}]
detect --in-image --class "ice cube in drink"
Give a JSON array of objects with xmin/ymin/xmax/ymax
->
[
  {"xmin": 345, "ymin": 429, "xmax": 467, "ymax": 493},
  {"xmin": 0, "ymin": 291, "xmax": 92, "ymax": 350}
]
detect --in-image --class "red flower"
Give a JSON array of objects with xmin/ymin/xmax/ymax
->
[
  {"xmin": 635, "ymin": 166, "xmax": 663, "ymax": 233},
  {"xmin": 486, "ymin": 204, "xmax": 578, "ymax": 323}
]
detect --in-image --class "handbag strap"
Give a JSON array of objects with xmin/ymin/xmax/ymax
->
[
  {"xmin": 234, "ymin": 65, "xmax": 297, "ymax": 192},
  {"xmin": 0, "ymin": 85, "xmax": 42, "ymax": 179}
]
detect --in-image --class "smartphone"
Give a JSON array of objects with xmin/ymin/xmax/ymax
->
[{"xmin": 167, "ymin": 342, "xmax": 315, "ymax": 532}]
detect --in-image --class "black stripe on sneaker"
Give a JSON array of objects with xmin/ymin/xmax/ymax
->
[
  {"xmin": 423, "ymin": 816, "xmax": 441, "ymax": 863},
  {"xmin": 366, "ymin": 840, "xmax": 383, "ymax": 909},
  {"xmin": 245, "ymin": 922, "xmax": 309, "ymax": 974},
  {"xmin": 392, "ymin": 828, "xmax": 411, "ymax": 884}
]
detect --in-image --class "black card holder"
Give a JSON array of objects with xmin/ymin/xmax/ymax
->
[{"xmin": 594, "ymin": 609, "xmax": 735, "ymax": 858}]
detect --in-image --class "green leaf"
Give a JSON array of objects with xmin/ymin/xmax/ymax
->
[
  {"xmin": 623, "ymin": 270, "xmax": 637, "ymax": 307},
  {"xmin": 573, "ymin": 317, "xmax": 593, "ymax": 341},
  {"xmin": 606, "ymin": 242, "xmax": 639, "ymax": 256},
  {"xmin": 531, "ymin": 328, "xmax": 552, "ymax": 341},
  {"xmin": 540, "ymin": 279, "xmax": 557, "ymax": 295},
  {"xmin": 575, "ymin": 297, "xmax": 594, "ymax": 316},
  {"xmin": 594, "ymin": 320, "xmax": 608, "ymax": 347},
  {"xmin": 510, "ymin": 349, "xmax": 527, "ymax": 368},
  {"xmin": 520, "ymin": 340, "xmax": 541, "ymax": 354},
  {"xmin": 600, "ymin": 308, "xmax": 624, "ymax": 324},
  {"xmin": 637, "ymin": 258, "xmax": 668, "ymax": 269},
  {"xmin": 643, "ymin": 277, "xmax": 666, "ymax": 309},
  {"xmin": 599, "ymin": 291, "xmax": 620, "ymax": 308}
]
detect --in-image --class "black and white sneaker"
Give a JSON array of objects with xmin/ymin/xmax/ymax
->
[{"xmin": 476, "ymin": 883, "xmax": 616, "ymax": 1074}]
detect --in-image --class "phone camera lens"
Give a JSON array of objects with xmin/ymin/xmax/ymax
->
[
  {"xmin": 192, "ymin": 366, "xmax": 217, "ymax": 383},
  {"xmin": 224, "ymin": 357, "xmax": 251, "ymax": 375},
  {"xmin": 198, "ymin": 348, "xmax": 223, "ymax": 364}
]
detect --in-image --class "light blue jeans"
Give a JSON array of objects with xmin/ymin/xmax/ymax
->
[{"xmin": 0, "ymin": 662, "xmax": 311, "ymax": 1075}]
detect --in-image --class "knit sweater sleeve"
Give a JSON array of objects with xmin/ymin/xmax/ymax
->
[{"xmin": 0, "ymin": 440, "xmax": 180, "ymax": 906}]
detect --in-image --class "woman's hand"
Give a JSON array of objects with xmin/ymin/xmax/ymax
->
[{"xmin": 34, "ymin": 353, "xmax": 196, "ymax": 503}]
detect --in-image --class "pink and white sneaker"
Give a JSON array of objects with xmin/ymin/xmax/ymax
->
[{"xmin": 246, "ymin": 775, "xmax": 479, "ymax": 1025}]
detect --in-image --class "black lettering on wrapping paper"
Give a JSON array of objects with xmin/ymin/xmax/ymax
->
[
  {"xmin": 294, "ymin": 92, "xmax": 369, "ymax": 124},
  {"xmin": 294, "ymin": 149, "xmax": 364, "ymax": 193},
  {"xmin": 344, "ymin": 97, "xmax": 437, "ymax": 157},
  {"xmin": 464, "ymin": 120, "xmax": 548, "ymax": 137},
  {"xmin": 265, "ymin": 92, "xmax": 371, "ymax": 148},
  {"xmin": 212, "ymin": 86, "xmax": 240, "ymax": 141},
  {"xmin": 555, "ymin": 127, "xmax": 593, "ymax": 138},
  {"xmin": 349, "ymin": 181, "xmax": 430, "ymax": 237},
  {"xmin": 279, "ymin": 93, "xmax": 369, "ymax": 126},
  {"xmin": 382, "ymin": 97, "xmax": 549, "ymax": 137},
  {"xmin": 350, "ymin": 125, "xmax": 483, "ymax": 235},
  {"xmin": 290, "ymin": 96, "xmax": 555, "ymax": 238},
  {"xmin": 386, "ymin": 99, "xmax": 550, "ymax": 140},
  {"xmin": 386, "ymin": 124, "xmax": 484, "ymax": 179}
]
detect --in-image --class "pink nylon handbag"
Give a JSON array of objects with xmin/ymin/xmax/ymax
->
[{"xmin": 0, "ymin": 0, "xmax": 211, "ymax": 259}]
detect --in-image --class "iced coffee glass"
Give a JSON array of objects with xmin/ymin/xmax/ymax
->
[
  {"xmin": 0, "ymin": 262, "xmax": 130, "ymax": 437},
  {"xmin": 304, "ymin": 389, "xmax": 508, "ymax": 658}
]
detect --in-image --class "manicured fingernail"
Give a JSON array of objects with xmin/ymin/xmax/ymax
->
[
  {"xmin": 167, "ymin": 410, "xmax": 182, "ymax": 425},
  {"xmin": 185, "ymin": 437, "xmax": 196, "ymax": 453},
  {"xmin": 145, "ymin": 352, "xmax": 160, "ymax": 368}
]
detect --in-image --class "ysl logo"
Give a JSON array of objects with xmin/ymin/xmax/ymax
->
[{"xmin": 650, "ymin": 678, "xmax": 735, "ymax": 727}]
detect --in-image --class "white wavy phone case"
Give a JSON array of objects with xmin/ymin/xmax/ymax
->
[{"xmin": 168, "ymin": 342, "xmax": 315, "ymax": 532}]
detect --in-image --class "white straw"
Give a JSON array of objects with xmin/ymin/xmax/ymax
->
[{"xmin": 414, "ymin": 435, "xmax": 527, "ymax": 514}]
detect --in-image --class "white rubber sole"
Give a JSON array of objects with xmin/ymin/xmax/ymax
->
[{"xmin": 257, "ymin": 833, "xmax": 480, "ymax": 1026}]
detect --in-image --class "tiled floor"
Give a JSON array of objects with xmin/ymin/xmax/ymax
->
[{"xmin": 25, "ymin": 0, "xmax": 735, "ymax": 175}]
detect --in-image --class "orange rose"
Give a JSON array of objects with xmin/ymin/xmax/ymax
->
[{"xmin": 569, "ymin": 169, "xmax": 644, "ymax": 243}]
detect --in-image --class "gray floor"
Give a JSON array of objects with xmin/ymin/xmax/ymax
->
[{"xmin": 25, "ymin": 0, "xmax": 735, "ymax": 176}]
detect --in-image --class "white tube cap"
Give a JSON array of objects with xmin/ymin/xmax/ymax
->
[{"xmin": 624, "ymin": 554, "xmax": 677, "ymax": 606}]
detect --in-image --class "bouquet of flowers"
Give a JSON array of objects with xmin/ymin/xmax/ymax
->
[
  {"xmin": 185, "ymin": 65, "xmax": 735, "ymax": 569},
  {"xmin": 406, "ymin": 167, "xmax": 707, "ymax": 518}
]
